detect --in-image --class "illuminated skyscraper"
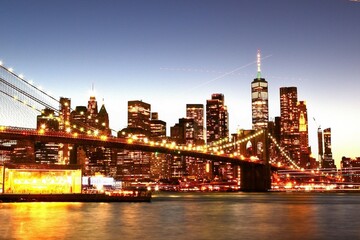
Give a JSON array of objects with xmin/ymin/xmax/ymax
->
[
  {"xmin": 280, "ymin": 87, "xmax": 300, "ymax": 165},
  {"xmin": 186, "ymin": 104, "xmax": 204, "ymax": 144},
  {"xmin": 35, "ymin": 109, "xmax": 59, "ymax": 164},
  {"xmin": 59, "ymin": 97, "xmax": 71, "ymax": 132},
  {"xmin": 128, "ymin": 100, "xmax": 151, "ymax": 135},
  {"xmin": 297, "ymin": 101, "xmax": 311, "ymax": 168},
  {"xmin": 97, "ymin": 102, "xmax": 111, "ymax": 136},
  {"xmin": 87, "ymin": 92, "xmax": 98, "ymax": 127},
  {"xmin": 206, "ymin": 93, "xmax": 228, "ymax": 143},
  {"xmin": 251, "ymin": 50, "xmax": 269, "ymax": 130},
  {"xmin": 150, "ymin": 112, "xmax": 166, "ymax": 140},
  {"xmin": 323, "ymin": 128, "xmax": 336, "ymax": 169}
]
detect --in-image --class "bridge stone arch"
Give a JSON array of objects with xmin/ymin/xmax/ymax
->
[{"xmin": 232, "ymin": 129, "xmax": 271, "ymax": 191}]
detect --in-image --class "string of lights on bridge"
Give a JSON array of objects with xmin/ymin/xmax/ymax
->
[{"xmin": 0, "ymin": 60, "xmax": 108, "ymax": 135}]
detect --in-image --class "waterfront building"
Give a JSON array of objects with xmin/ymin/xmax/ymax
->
[
  {"xmin": 251, "ymin": 50, "xmax": 269, "ymax": 130},
  {"xmin": 280, "ymin": 87, "xmax": 300, "ymax": 166},
  {"xmin": 2, "ymin": 163, "xmax": 82, "ymax": 194},
  {"xmin": 206, "ymin": 93, "xmax": 229, "ymax": 143}
]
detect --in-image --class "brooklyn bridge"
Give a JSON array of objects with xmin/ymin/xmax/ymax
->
[{"xmin": 0, "ymin": 60, "xmax": 326, "ymax": 192}]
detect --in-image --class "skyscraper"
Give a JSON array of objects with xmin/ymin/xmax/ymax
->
[
  {"xmin": 128, "ymin": 100, "xmax": 151, "ymax": 135},
  {"xmin": 251, "ymin": 50, "xmax": 269, "ymax": 130},
  {"xmin": 59, "ymin": 97, "xmax": 71, "ymax": 132},
  {"xmin": 186, "ymin": 104, "xmax": 204, "ymax": 144},
  {"xmin": 280, "ymin": 87, "xmax": 300, "ymax": 165},
  {"xmin": 97, "ymin": 102, "xmax": 111, "ymax": 136},
  {"xmin": 206, "ymin": 93, "xmax": 228, "ymax": 143},
  {"xmin": 150, "ymin": 112, "xmax": 166, "ymax": 140},
  {"xmin": 323, "ymin": 128, "xmax": 336, "ymax": 169},
  {"xmin": 35, "ymin": 109, "xmax": 59, "ymax": 164},
  {"xmin": 297, "ymin": 101, "xmax": 310, "ymax": 168}
]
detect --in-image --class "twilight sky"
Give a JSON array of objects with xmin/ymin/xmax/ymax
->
[{"xmin": 0, "ymin": 0, "xmax": 359, "ymax": 167}]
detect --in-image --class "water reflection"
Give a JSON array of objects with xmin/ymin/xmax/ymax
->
[{"xmin": 1, "ymin": 193, "xmax": 360, "ymax": 240}]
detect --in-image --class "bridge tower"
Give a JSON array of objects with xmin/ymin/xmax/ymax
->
[{"xmin": 238, "ymin": 129, "xmax": 271, "ymax": 191}]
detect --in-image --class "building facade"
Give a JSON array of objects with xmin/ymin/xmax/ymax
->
[
  {"xmin": 251, "ymin": 50, "xmax": 269, "ymax": 130},
  {"xmin": 186, "ymin": 104, "xmax": 205, "ymax": 144},
  {"xmin": 128, "ymin": 100, "xmax": 151, "ymax": 135},
  {"xmin": 206, "ymin": 93, "xmax": 229, "ymax": 144},
  {"xmin": 280, "ymin": 87, "xmax": 300, "ymax": 166},
  {"xmin": 297, "ymin": 101, "xmax": 311, "ymax": 168}
]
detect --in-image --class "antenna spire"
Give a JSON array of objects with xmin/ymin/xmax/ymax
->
[
  {"xmin": 90, "ymin": 83, "xmax": 95, "ymax": 97},
  {"xmin": 257, "ymin": 49, "xmax": 261, "ymax": 79}
]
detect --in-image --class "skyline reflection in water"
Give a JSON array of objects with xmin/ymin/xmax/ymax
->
[{"xmin": 1, "ymin": 192, "xmax": 360, "ymax": 240}]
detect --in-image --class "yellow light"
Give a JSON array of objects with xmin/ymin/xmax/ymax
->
[
  {"xmin": 100, "ymin": 135, "xmax": 107, "ymax": 141},
  {"xmin": 66, "ymin": 127, "xmax": 71, "ymax": 133},
  {"xmin": 73, "ymin": 133, "xmax": 78, "ymax": 137},
  {"xmin": 127, "ymin": 138, "xmax": 133, "ymax": 144},
  {"xmin": 38, "ymin": 129, "xmax": 45, "ymax": 134},
  {"xmin": 206, "ymin": 163, "xmax": 210, "ymax": 173}
]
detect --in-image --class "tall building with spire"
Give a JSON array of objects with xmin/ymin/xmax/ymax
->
[
  {"xmin": 98, "ymin": 100, "xmax": 111, "ymax": 136},
  {"xmin": 87, "ymin": 86, "xmax": 98, "ymax": 127},
  {"xmin": 251, "ymin": 50, "xmax": 269, "ymax": 130}
]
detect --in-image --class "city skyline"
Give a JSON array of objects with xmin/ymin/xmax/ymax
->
[{"xmin": 0, "ymin": 0, "xmax": 359, "ymax": 167}]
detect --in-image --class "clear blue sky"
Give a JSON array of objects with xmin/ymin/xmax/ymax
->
[{"xmin": 0, "ymin": 0, "xmax": 359, "ymax": 167}]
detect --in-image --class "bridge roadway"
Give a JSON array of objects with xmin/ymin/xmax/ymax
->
[
  {"xmin": 0, "ymin": 126, "xmax": 274, "ymax": 191},
  {"xmin": 0, "ymin": 126, "xmax": 272, "ymax": 168}
]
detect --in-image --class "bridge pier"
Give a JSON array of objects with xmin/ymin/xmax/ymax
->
[
  {"xmin": 240, "ymin": 163, "xmax": 271, "ymax": 192},
  {"xmin": 240, "ymin": 129, "xmax": 271, "ymax": 192}
]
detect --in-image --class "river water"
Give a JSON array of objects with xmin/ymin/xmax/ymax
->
[{"xmin": 1, "ymin": 192, "xmax": 360, "ymax": 240}]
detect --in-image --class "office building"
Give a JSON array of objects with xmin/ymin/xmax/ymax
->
[
  {"xmin": 186, "ymin": 104, "xmax": 205, "ymax": 144},
  {"xmin": 206, "ymin": 93, "xmax": 228, "ymax": 143},
  {"xmin": 280, "ymin": 87, "xmax": 300, "ymax": 165},
  {"xmin": 251, "ymin": 50, "xmax": 269, "ymax": 130},
  {"xmin": 128, "ymin": 100, "xmax": 151, "ymax": 135},
  {"xmin": 322, "ymin": 128, "xmax": 336, "ymax": 169},
  {"xmin": 297, "ymin": 101, "xmax": 311, "ymax": 168}
]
